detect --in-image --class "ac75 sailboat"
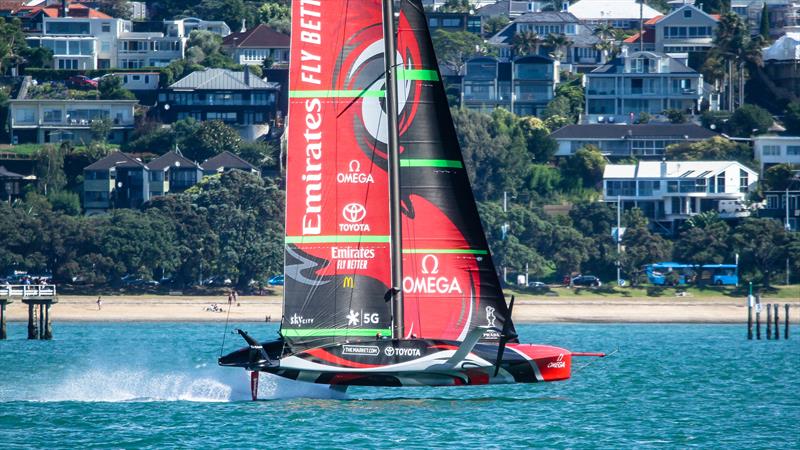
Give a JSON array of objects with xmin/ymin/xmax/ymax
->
[{"xmin": 219, "ymin": 0, "xmax": 603, "ymax": 398}]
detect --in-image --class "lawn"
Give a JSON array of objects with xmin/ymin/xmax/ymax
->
[{"xmin": 0, "ymin": 143, "xmax": 42, "ymax": 156}]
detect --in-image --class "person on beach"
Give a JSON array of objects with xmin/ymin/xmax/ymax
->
[
  {"xmin": 96, "ymin": 296, "xmax": 102, "ymax": 310},
  {"xmin": 233, "ymin": 290, "xmax": 239, "ymax": 306},
  {"xmin": 227, "ymin": 291, "xmax": 233, "ymax": 307}
]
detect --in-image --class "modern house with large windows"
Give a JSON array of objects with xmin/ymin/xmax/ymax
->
[
  {"xmin": 603, "ymin": 160, "xmax": 759, "ymax": 234},
  {"xmin": 584, "ymin": 50, "xmax": 704, "ymax": 123},
  {"xmin": 753, "ymin": 135, "xmax": 800, "ymax": 175},
  {"xmin": 550, "ymin": 123, "xmax": 718, "ymax": 158},
  {"xmin": 461, "ymin": 55, "xmax": 559, "ymax": 115},
  {"xmin": 157, "ymin": 68, "xmax": 281, "ymax": 141}
]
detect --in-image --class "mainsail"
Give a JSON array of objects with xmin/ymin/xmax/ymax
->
[
  {"xmin": 282, "ymin": 0, "xmax": 393, "ymax": 347},
  {"xmin": 282, "ymin": 0, "xmax": 513, "ymax": 347},
  {"xmin": 396, "ymin": 0, "xmax": 514, "ymax": 341}
]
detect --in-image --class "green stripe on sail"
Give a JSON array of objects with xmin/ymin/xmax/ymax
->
[
  {"xmin": 282, "ymin": 328, "xmax": 392, "ymax": 337},
  {"xmin": 285, "ymin": 235, "xmax": 391, "ymax": 244},
  {"xmin": 402, "ymin": 248, "xmax": 488, "ymax": 255},
  {"xmin": 288, "ymin": 90, "xmax": 385, "ymax": 98},
  {"xmin": 397, "ymin": 69, "xmax": 440, "ymax": 81},
  {"xmin": 400, "ymin": 159, "xmax": 463, "ymax": 168}
]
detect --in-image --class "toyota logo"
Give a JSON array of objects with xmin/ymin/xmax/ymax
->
[
  {"xmin": 384, "ymin": 346, "xmax": 395, "ymax": 357},
  {"xmin": 342, "ymin": 203, "xmax": 367, "ymax": 223}
]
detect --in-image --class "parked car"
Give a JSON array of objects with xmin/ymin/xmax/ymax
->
[
  {"xmin": 528, "ymin": 281, "xmax": 547, "ymax": 289},
  {"xmin": 572, "ymin": 275, "xmax": 602, "ymax": 287},
  {"xmin": 67, "ymin": 75, "xmax": 98, "ymax": 89},
  {"xmin": 121, "ymin": 274, "xmax": 159, "ymax": 286},
  {"xmin": 202, "ymin": 276, "xmax": 232, "ymax": 287},
  {"xmin": 267, "ymin": 275, "xmax": 284, "ymax": 286}
]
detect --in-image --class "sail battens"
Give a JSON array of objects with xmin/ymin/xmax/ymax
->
[
  {"xmin": 285, "ymin": 235, "xmax": 391, "ymax": 244},
  {"xmin": 288, "ymin": 89, "xmax": 386, "ymax": 98},
  {"xmin": 397, "ymin": 68, "xmax": 440, "ymax": 81},
  {"xmin": 402, "ymin": 249, "xmax": 488, "ymax": 255},
  {"xmin": 282, "ymin": 328, "xmax": 392, "ymax": 337},
  {"xmin": 399, "ymin": 159, "xmax": 463, "ymax": 168}
]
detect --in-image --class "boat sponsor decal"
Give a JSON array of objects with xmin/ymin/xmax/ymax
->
[
  {"xmin": 333, "ymin": 246, "xmax": 376, "ymax": 270},
  {"xmin": 341, "ymin": 345, "xmax": 380, "ymax": 356},
  {"xmin": 340, "ymin": 203, "xmax": 370, "ymax": 232},
  {"xmin": 485, "ymin": 306, "xmax": 496, "ymax": 328},
  {"xmin": 289, "ymin": 313, "xmax": 314, "ymax": 326},
  {"xmin": 547, "ymin": 354, "xmax": 566, "ymax": 369},
  {"xmin": 384, "ymin": 346, "xmax": 422, "ymax": 357},
  {"xmin": 337, "ymin": 160, "xmax": 375, "ymax": 184},
  {"xmin": 402, "ymin": 254, "xmax": 463, "ymax": 295},
  {"xmin": 346, "ymin": 309, "xmax": 381, "ymax": 326}
]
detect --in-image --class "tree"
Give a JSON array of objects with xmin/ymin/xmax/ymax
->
[
  {"xmin": 664, "ymin": 108, "xmax": 687, "ymax": 124},
  {"xmin": 763, "ymin": 164, "xmax": 798, "ymax": 191},
  {"xmin": 48, "ymin": 190, "xmax": 81, "ymax": 216},
  {"xmin": 712, "ymin": 13, "xmax": 764, "ymax": 109},
  {"xmin": 432, "ymin": 30, "xmax": 486, "ymax": 74},
  {"xmin": 0, "ymin": 17, "xmax": 26, "ymax": 75},
  {"xmin": 20, "ymin": 46, "xmax": 52, "ymax": 68},
  {"xmin": 783, "ymin": 102, "xmax": 800, "ymax": 134},
  {"xmin": 733, "ymin": 218, "xmax": 792, "ymax": 286},
  {"xmin": 484, "ymin": 16, "xmax": 509, "ymax": 36},
  {"xmin": 725, "ymin": 104, "xmax": 773, "ymax": 137},
  {"xmin": 34, "ymin": 145, "xmax": 66, "ymax": 195},
  {"xmin": 182, "ymin": 120, "xmax": 241, "ymax": 162},
  {"xmin": 666, "ymin": 137, "xmax": 753, "ymax": 167},
  {"xmin": 90, "ymin": 118, "xmax": 113, "ymax": 143},
  {"xmin": 759, "ymin": 3, "xmax": 770, "ymax": 41},
  {"xmin": 257, "ymin": 2, "xmax": 291, "ymax": 34},
  {"xmin": 439, "ymin": 0, "xmax": 471, "ymax": 13},
  {"xmin": 544, "ymin": 33, "xmax": 573, "ymax": 61},
  {"xmin": 511, "ymin": 31, "xmax": 543, "ymax": 57},
  {"xmin": 700, "ymin": 0, "xmax": 731, "ymax": 14},
  {"xmin": 561, "ymin": 145, "xmax": 606, "ymax": 190},
  {"xmin": 620, "ymin": 218, "xmax": 672, "ymax": 286},
  {"xmin": 98, "ymin": 75, "xmax": 135, "ymax": 100},
  {"xmin": 192, "ymin": 0, "xmax": 256, "ymax": 31},
  {"xmin": 96, "ymin": 0, "xmax": 132, "ymax": 20},
  {"xmin": 673, "ymin": 213, "xmax": 732, "ymax": 267},
  {"xmin": 517, "ymin": 116, "xmax": 556, "ymax": 162}
]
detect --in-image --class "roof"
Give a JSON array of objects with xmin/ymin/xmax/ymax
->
[
  {"xmin": 513, "ymin": 11, "xmax": 581, "ymax": 24},
  {"xmin": 147, "ymin": 150, "xmax": 200, "ymax": 171},
  {"xmin": 568, "ymin": 0, "xmax": 661, "ymax": 20},
  {"xmin": 645, "ymin": 15, "xmax": 664, "ymax": 25},
  {"xmin": 0, "ymin": 1, "xmax": 26, "ymax": 13},
  {"xmin": 84, "ymin": 152, "xmax": 147, "ymax": 171},
  {"xmin": 28, "ymin": 3, "xmax": 112, "ymax": 19},
  {"xmin": 604, "ymin": 161, "xmax": 757, "ymax": 179},
  {"xmin": 550, "ymin": 124, "xmax": 718, "ymax": 140},
  {"xmin": 489, "ymin": 12, "xmax": 600, "ymax": 47},
  {"xmin": 0, "ymin": 165, "xmax": 24, "ymax": 179},
  {"xmin": 658, "ymin": 4, "xmax": 719, "ymax": 25},
  {"xmin": 169, "ymin": 68, "xmax": 279, "ymax": 90},
  {"xmin": 590, "ymin": 51, "xmax": 697, "ymax": 74},
  {"xmin": 623, "ymin": 29, "xmax": 655, "ymax": 44},
  {"xmin": 200, "ymin": 151, "xmax": 257, "ymax": 172},
  {"xmin": 475, "ymin": 0, "xmax": 509, "ymax": 17},
  {"xmin": 763, "ymin": 32, "xmax": 800, "ymax": 61},
  {"xmin": 222, "ymin": 23, "xmax": 290, "ymax": 49}
]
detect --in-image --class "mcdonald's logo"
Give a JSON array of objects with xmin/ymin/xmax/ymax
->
[{"xmin": 342, "ymin": 277, "xmax": 355, "ymax": 288}]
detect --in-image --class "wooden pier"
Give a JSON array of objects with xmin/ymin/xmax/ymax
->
[{"xmin": 0, "ymin": 285, "xmax": 57, "ymax": 339}]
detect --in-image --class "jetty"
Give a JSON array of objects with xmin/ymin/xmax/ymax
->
[{"xmin": 0, "ymin": 284, "xmax": 58, "ymax": 339}]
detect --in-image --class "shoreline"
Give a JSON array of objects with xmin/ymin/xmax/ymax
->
[{"xmin": 4, "ymin": 295, "xmax": 799, "ymax": 324}]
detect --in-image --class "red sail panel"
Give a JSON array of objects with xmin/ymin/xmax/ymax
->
[
  {"xmin": 282, "ymin": 0, "xmax": 392, "ymax": 347},
  {"xmin": 397, "ymin": 0, "xmax": 514, "ymax": 342}
]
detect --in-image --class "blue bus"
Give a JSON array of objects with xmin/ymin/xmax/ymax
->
[{"xmin": 645, "ymin": 262, "xmax": 738, "ymax": 286}]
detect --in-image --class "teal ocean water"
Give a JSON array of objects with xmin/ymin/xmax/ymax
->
[{"xmin": 1, "ymin": 322, "xmax": 798, "ymax": 448}]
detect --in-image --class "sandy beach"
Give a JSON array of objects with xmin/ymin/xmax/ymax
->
[{"xmin": 4, "ymin": 294, "xmax": 799, "ymax": 323}]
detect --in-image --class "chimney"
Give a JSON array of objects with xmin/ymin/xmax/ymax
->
[
  {"xmin": 241, "ymin": 19, "xmax": 246, "ymax": 33},
  {"xmin": 660, "ymin": 159, "xmax": 667, "ymax": 178},
  {"xmin": 562, "ymin": 1, "xmax": 569, "ymax": 11},
  {"xmin": 61, "ymin": 0, "xmax": 68, "ymax": 18},
  {"xmin": 244, "ymin": 67, "xmax": 250, "ymax": 86}
]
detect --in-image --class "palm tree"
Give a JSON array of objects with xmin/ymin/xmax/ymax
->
[
  {"xmin": 712, "ymin": 12, "xmax": 765, "ymax": 110},
  {"xmin": 511, "ymin": 31, "xmax": 543, "ymax": 58},
  {"xmin": 592, "ymin": 23, "xmax": 616, "ymax": 42},
  {"xmin": 545, "ymin": 33, "xmax": 573, "ymax": 62}
]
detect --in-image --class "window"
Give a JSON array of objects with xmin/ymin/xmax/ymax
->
[
  {"xmin": 14, "ymin": 108, "xmax": 35, "ymax": 124},
  {"xmin": 715, "ymin": 174, "xmax": 726, "ymax": 193},
  {"xmin": 684, "ymin": 9, "xmax": 692, "ymax": 18},
  {"xmin": 787, "ymin": 146, "xmax": 800, "ymax": 156},
  {"xmin": 101, "ymin": 23, "xmax": 111, "ymax": 33},
  {"xmin": 43, "ymin": 109, "xmax": 62, "ymax": 123},
  {"xmin": 565, "ymin": 24, "xmax": 577, "ymax": 35},
  {"xmin": 442, "ymin": 18, "xmax": 461, "ymax": 27},
  {"xmin": 101, "ymin": 41, "xmax": 110, "ymax": 52},
  {"xmin": 58, "ymin": 59, "xmax": 78, "ymax": 69},
  {"xmin": 766, "ymin": 195, "xmax": 780, "ymax": 209},
  {"xmin": 762, "ymin": 145, "xmax": 781, "ymax": 156},
  {"xmin": 606, "ymin": 180, "xmax": 636, "ymax": 196},
  {"xmin": 45, "ymin": 21, "xmax": 90, "ymax": 35},
  {"xmin": 739, "ymin": 169, "xmax": 749, "ymax": 192}
]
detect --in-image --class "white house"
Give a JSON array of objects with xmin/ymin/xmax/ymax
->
[
  {"xmin": 603, "ymin": 160, "xmax": 759, "ymax": 233},
  {"xmin": 753, "ymin": 136, "xmax": 800, "ymax": 175},
  {"xmin": 568, "ymin": 0, "xmax": 661, "ymax": 29}
]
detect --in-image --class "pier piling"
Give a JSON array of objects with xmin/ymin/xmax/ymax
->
[
  {"xmin": 0, "ymin": 285, "xmax": 58, "ymax": 340},
  {"xmin": 767, "ymin": 304, "xmax": 772, "ymax": 340},
  {"xmin": 774, "ymin": 304, "xmax": 779, "ymax": 340},
  {"xmin": 756, "ymin": 296, "xmax": 761, "ymax": 340},
  {"xmin": 747, "ymin": 302, "xmax": 753, "ymax": 340},
  {"xmin": 0, "ymin": 299, "xmax": 10, "ymax": 340},
  {"xmin": 786, "ymin": 304, "xmax": 790, "ymax": 340}
]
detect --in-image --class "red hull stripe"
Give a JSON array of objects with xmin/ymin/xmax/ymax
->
[{"xmin": 304, "ymin": 348, "xmax": 382, "ymax": 369}]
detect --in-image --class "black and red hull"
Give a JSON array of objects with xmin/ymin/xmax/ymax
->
[{"xmin": 219, "ymin": 338, "xmax": 572, "ymax": 387}]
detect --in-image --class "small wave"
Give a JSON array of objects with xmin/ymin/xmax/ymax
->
[{"xmin": 26, "ymin": 368, "xmax": 345, "ymax": 403}]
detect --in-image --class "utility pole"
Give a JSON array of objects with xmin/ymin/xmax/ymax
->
[
  {"xmin": 639, "ymin": 0, "xmax": 644, "ymax": 53},
  {"xmin": 787, "ymin": 188, "xmax": 791, "ymax": 285}
]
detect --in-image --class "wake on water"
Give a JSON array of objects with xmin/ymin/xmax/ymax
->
[{"xmin": 22, "ymin": 366, "xmax": 345, "ymax": 403}]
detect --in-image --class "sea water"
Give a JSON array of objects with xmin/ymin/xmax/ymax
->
[{"xmin": 0, "ymin": 322, "xmax": 798, "ymax": 449}]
